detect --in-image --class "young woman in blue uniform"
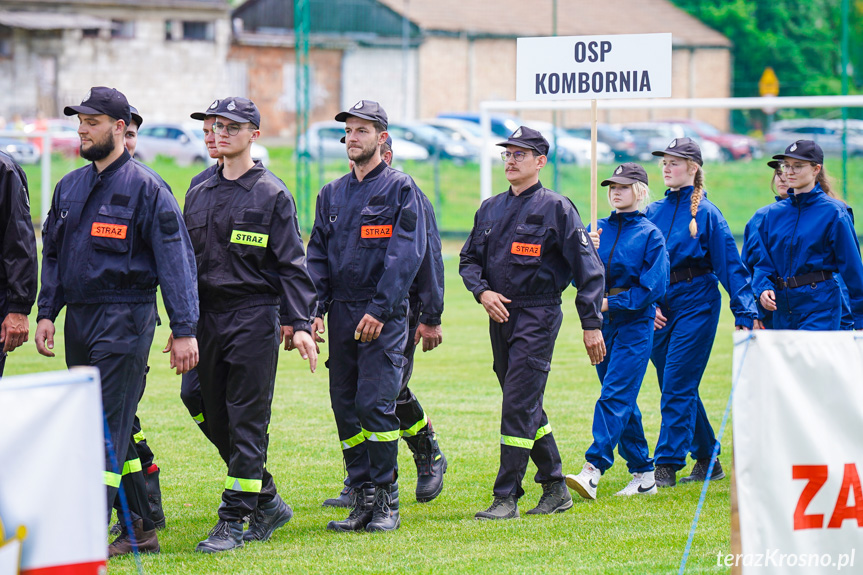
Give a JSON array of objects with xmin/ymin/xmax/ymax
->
[
  {"xmin": 645, "ymin": 138, "xmax": 757, "ymax": 488},
  {"xmin": 753, "ymin": 140, "xmax": 863, "ymax": 331},
  {"xmin": 566, "ymin": 163, "xmax": 668, "ymax": 499}
]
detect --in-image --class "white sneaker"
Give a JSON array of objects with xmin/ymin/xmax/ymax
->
[
  {"xmin": 615, "ymin": 471, "xmax": 658, "ymax": 496},
  {"xmin": 565, "ymin": 462, "xmax": 601, "ymax": 500}
]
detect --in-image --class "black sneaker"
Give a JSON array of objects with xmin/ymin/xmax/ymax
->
[
  {"xmin": 475, "ymin": 495, "xmax": 519, "ymax": 520},
  {"xmin": 679, "ymin": 458, "xmax": 725, "ymax": 484},
  {"xmin": 323, "ymin": 485, "xmax": 355, "ymax": 508},
  {"xmin": 195, "ymin": 519, "xmax": 244, "ymax": 553},
  {"xmin": 654, "ymin": 464, "xmax": 677, "ymax": 488},
  {"xmin": 526, "ymin": 480, "xmax": 573, "ymax": 515},
  {"xmin": 243, "ymin": 494, "xmax": 293, "ymax": 542}
]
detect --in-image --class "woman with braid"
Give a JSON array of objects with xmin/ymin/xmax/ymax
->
[{"xmin": 644, "ymin": 138, "xmax": 757, "ymax": 488}]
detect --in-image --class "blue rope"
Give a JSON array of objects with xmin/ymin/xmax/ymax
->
[
  {"xmin": 678, "ymin": 332, "xmax": 755, "ymax": 575},
  {"xmin": 103, "ymin": 413, "xmax": 145, "ymax": 574}
]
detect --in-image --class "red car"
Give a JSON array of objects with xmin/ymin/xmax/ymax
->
[{"xmin": 658, "ymin": 119, "xmax": 761, "ymax": 161}]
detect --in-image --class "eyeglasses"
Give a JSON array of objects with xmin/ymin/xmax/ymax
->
[
  {"xmin": 212, "ymin": 122, "xmax": 252, "ymax": 136},
  {"xmin": 781, "ymin": 162, "xmax": 813, "ymax": 174},
  {"xmin": 501, "ymin": 150, "xmax": 530, "ymax": 162}
]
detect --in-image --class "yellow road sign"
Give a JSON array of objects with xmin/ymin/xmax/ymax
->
[{"xmin": 759, "ymin": 67, "xmax": 780, "ymax": 97}]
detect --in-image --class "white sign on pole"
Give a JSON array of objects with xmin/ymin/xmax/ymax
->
[
  {"xmin": 516, "ymin": 33, "xmax": 672, "ymax": 101},
  {"xmin": 732, "ymin": 331, "xmax": 862, "ymax": 574}
]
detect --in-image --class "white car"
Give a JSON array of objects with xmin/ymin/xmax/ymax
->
[
  {"xmin": 525, "ymin": 121, "xmax": 615, "ymax": 166},
  {"xmin": 299, "ymin": 121, "xmax": 429, "ymax": 162},
  {"xmin": 422, "ymin": 118, "xmax": 504, "ymax": 163},
  {"xmin": 135, "ymin": 123, "xmax": 269, "ymax": 166}
]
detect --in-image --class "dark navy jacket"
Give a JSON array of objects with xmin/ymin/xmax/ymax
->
[
  {"xmin": 590, "ymin": 210, "xmax": 668, "ymax": 321},
  {"xmin": 459, "ymin": 181, "xmax": 604, "ymax": 330},
  {"xmin": 184, "ymin": 161, "xmax": 316, "ymax": 333},
  {"xmin": 0, "ymin": 152, "xmax": 37, "ymax": 315},
  {"xmin": 752, "ymin": 184, "xmax": 863, "ymax": 328},
  {"xmin": 644, "ymin": 186, "xmax": 757, "ymax": 328},
  {"xmin": 38, "ymin": 150, "xmax": 198, "ymax": 337},
  {"xmin": 307, "ymin": 161, "xmax": 427, "ymax": 323},
  {"xmin": 408, "ymin": 192, "xmax": 444, "ymax": 326},
  {"xmin": 189, "ymin": 162, "xmax": 219, "ymax": 191}
]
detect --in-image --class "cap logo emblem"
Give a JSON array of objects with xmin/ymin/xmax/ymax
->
[
  {"xmin": 513, "ymin": 128, "xmax": 522, "ymax": 138},
  {"xmin": 226, "ymin": 101, "xmax": 236, "ymax": 111},
  {"xmin": 354, "ymin": 101, "xmax": 364, "ymax": 109},
  {"xmin": 669, "ymin": 139, "xmax": 677, "ymax": 148},
  {"xmin": 84, "ymin": 89, "xmax": 92, "ymax": 103},
  {"xmin": 615, "ymin": 166, "xmax": 622, "ymax": 175},
  {"xmin": 209, "ymin": 100, "xmax": 218, "ymax": 109},
  {"xmin": 790, "ymin": 143, "xmax": 798, "ymax": 152}
]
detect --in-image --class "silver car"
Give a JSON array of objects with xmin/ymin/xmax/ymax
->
[
  {"xmin": 136, "ymin": 123, "xmax": 269, "ymax": 166},
  {"xmin": 299, "ymin": 121, "xmax": 429, "ymax": 162}
]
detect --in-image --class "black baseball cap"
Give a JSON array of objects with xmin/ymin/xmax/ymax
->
[
  {"xmin": 772, "ymin": 140, "xmax": 823, "ymax": 165},
  {"xmin": 767, "ymin": 160, "xmax": 782, "ymax": 170},
  {"xmin": 497, "ymin": 126, "xmax": 550, "ymax": 156},
  {"xmin": 335, "ymin": 100, "xmax": 388, "ymax": 128},
  {"xmin": 129, "ymin": 106, "xmax": 142, "ymax": 128},
  {"xmin": 213, "ymin": 97, "xmax": 260, "ymax": 128},
  {"xmin": 652, "ymin": 137, "xmax": 703, "ymax": 166},
  {"xmin": 602, "ymin": 163, "xmax": 648, "ymax": 186},
  {"xmin": 190, "ymin": 98, "xmax": 222, "ymax": 121},
  {"xmin": 64, "ymin": 86, "xmax": 131, "ymax": 126}
]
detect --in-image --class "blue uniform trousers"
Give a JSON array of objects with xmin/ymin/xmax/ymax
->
[
  {"xmin": 64, "ymin": 302, "xmax": 156, "ymax": 530},
  {"xmin": 773, "ymin": 280, "xmax": 843, "ymax": 330},
  {"xmin": 180, "ymin": 368, "xmax": 210, "ymax": 439},
  {"xmin": 586, "ymin": 314, "xmax": 654, "ymax": 474},
  {"xmin": 395, "ymin": 304, "xmax": 430, "ymax": 435},
  {"xmin": 651, "ymin": 292, "xmax": 721, "ymax": 470},
  {"xmin": 489, "ymin": 305, "xmax": 564, "ymax": 498},
  {"xmin": 328, "ymin": 300, "xmax": 407, "ymax": 487}
]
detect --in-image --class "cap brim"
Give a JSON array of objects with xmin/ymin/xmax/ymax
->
[
  {"xmin": 130, "ymin": 113, "xmax": 143, "ymax": 127},
  {"xmin": 652, "ymin": 149, "xmax": 702, "ymax": 166},
  {"xmin": 767, "ymin": 160, "xmax": 782, "ymax": 169},
  {"xmin": 335, "ymin": 110, "xmax": 385, "ymax": 127},
  {"xmin": 213, "ymin": 112, "xmax": 259, "ymax": 127},
  {"xmin": 190, "ymin": 112, "xmax": 208, "ymax": 120},
  {"xmin": 772, "ymin": 152, "xmax": 820, "ymax": 164},
  {"xmin": 340, "ymin": 136, "xmax": 346, "ymax": 143},
  {"xmin": 497, "ymin": 139, "xmax": 545, "ymax": 155},
  {"xmin": 64, "ymin": 104, "xmax": 103, "ymax": 117},
  {"xmin": 601, "ymin": 176, "xmax": 644, "ymax": 186}
]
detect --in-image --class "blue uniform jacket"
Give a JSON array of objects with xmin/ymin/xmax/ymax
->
[
  {"xmin": 752, "ymin": 184, "xmax": 863, "ymax": 328},
  {"xmin": 644, "ymin": 186, "xmax": 757, "ymax": 328},
  {"xmin": 590, "ymin": 210, "xmax": 668, "ymax": 321},
  {"xmin": 38, "ymin": 150, "xmax": 198, "ymax": 337},
  {"xmin": 0, "ymin": 152, "xmax": 37, "ymax": 314},
  {"xmin": 307, "ymin": 161, "xmax": 427, "ymax": 323},
  {"xmin": 408, "ymin": 192, "xmax": 444, "ymax": 326},
  {"xmin": 741, "ymin": 197, "xmax": 784, "ymax": 322},
  {"xmin": 459, "ymin": 181, "xmax": 605, "ymax": 330}
]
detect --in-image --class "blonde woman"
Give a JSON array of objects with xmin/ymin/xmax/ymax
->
[{"xmin": 644, "ymin": 138, "xmax": 756, "ymax": 488}]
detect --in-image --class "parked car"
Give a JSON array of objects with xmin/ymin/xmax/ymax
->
[
  {"xmin": 188, "ymin": 126, "xmax": 269, "ymax": 166},
  {"xmin": 23, "ymin": 118, "xmax": 80, "ymax": 157},
  {"xmin": 658, "ymin": 119, "xmax": 760, "ymax": 161},
  {"xmin": 387, "ymin": 122, "xmax": 478, "ymax": 163},
  {"xmin": 525, "ymin": 121, "xmax": 615, "ymax": 165},
  {"xmin": 566, "ymin": 124, "xmax": 640, "ymax": 163},
  {"xmin": 618, "ymin": 122, "xmax": 724, "ymax": 164},
  {"xmin": 765, "ymin": 119, "xmax": 863, "ymax": 158},
  {"xmin": 422, "ymin": 117, "xmax": 504, "ymax": 162},
  {"xmin": 135, "ymin": 123, "xmax": 269, "ymax": 166},
  {"xmin": 0, "ymin": 137, "xmax": 40, "ymax": 165},
  {"xmin": 298, "ymin": 121, "xmax": 429, "ymax": 162}
]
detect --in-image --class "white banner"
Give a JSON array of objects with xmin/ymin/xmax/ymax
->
[
  {"xmin": 516, "ymin": 33, "xmax": 672, "ymax": 101},
  {"xmin": 732, "ymin": 331, "xmax": 863, "ymax": 574},
  {"xmin": 0, "ymin": 368, "xmax": 106, "ymax": 575}
]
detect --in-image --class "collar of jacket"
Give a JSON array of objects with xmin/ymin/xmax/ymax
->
[
  {"xmin": 508, "ymin": 180, "xmax": 543, "ymax": 198},
  {"xmin": 664, "ymin": 184, "xmax": 693, "ymax": 199},
  {"xmin": 204, "ymin": 159, "xmax": 266, "ymax": 191},
  {"xmin": 350, "ymin": 160, "xmax": 387, "ymax": 181},
  {"xmin": 90, "ymin": 148, "xmax": 131, "ymax": 176},
  {"xmin": 609, "ymin": 209, "xmax": 646, "ymax": 223},
  {"xmin": 789, "ymin": 183, "xmax": 824, "ymax": 206}
]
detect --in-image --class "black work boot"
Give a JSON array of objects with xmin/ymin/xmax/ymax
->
[
  {"xmin": 654, "ymin": 464, "xmax": 677, "ymax": 488},
  {"xmin": 404, "ymin": 430, "xmax": 448, "ymax": 503},
  {"xmin": 323, "ymin": 484, "xmax": 356, "ymax": 508},
  {"xmin": 244, "ymin": 494, "xmax": 293, "ymax": 542},
  {"xmin": 327, "ymin": 484, "xmax": 375, "ymax": 532},
  {"xmin": 475, "ymin": 495, "xmax": 519, "ymax": 520},
  {"xmin": 679, "ymin": 458, "xmax": 725, "ymax": 484},
  {"xmin": 108, "ymin": 518, "xmax": 160, "ymax": 558},
  {"xmin": 195, "ymin": 519, "xmax": 244, "ymax": 553},
  {"xmin": 145, "ymin": 465, "xmax": 166, "ymax": 529},
  {"xmin": 526, "ymin": 480, "xmax": 573, "ymax": 515},
  {"xmin": 365, "ymin": 484, "xmax": 400, "ymax": 532}
]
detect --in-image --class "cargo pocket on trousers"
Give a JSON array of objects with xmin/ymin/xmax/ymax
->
[{"xmin": 526, "ymin": 355, "xmax": 551, "ymax": 373}]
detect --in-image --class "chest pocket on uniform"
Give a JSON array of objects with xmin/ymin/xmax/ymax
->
[
  {"xmin": 185, "ymin": 210, "xmax": 209, "ymax": 262},
  {"xmin": 359, "ymin": 205, "xmax": 393, "ymax": 248},
  {"xmin": 229, "ymin": 209, "xmax": 271, "ymax": 263},
  {"xmin": 510, "ymin": 223, "xmax": 546, "ymax": 266},
  {"xmin": 91, "ymin": 204, "xmax": 134, "ymax": 253}
]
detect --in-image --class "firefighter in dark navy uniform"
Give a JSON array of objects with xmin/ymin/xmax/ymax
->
[
  {"xmin": 307, "ymin": 100, "xmax": 427, "ymax": 533},
  {"xmin": 460, "ymin": 126, "xmax": 606, "ymax": 520},
  {"xmin": 181, "ymin": 97, "xmax": 318, "ymax": 553},
  {"xmin": 0, "ymin": 149, "xmax": 37, "ymax": 375},
  {"xmin": 34, "ymin": 86, "xmax": 199, "ymax": 557}
]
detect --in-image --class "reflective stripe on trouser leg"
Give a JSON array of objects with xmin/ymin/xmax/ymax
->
[
  {"xmin": 400, "ymin": 413, "xmax": 429, "ymax": 437},
  {"xmin": 225, "ymin": 476, "xmax": 263, "ymax": 493},
  {"xmin": 490, "ymin": 306, "xmax": 564, "ymax": 498},
  {"xmin": 363, "ymin": 428, "xmax": 400, "ymax": 442}
]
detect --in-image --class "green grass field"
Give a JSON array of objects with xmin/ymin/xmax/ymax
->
[{"xmin": 11, "ymin": 152, "xmax": 853, "ymax": 573}]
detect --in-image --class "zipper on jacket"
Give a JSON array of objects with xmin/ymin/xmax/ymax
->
[
  {"xmin": 662, "ymin": 194, "xmax": 681, "ymax": 310},
  {"xmin": 605, "ymin": 218, "xmax": 624, "ymax": 322},
  {"xmin": 786, "ymin": 200, "xmax": 803, "ymax": 314}
]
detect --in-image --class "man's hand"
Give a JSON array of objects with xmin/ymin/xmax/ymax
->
[
  {"xmin": 170, "ymin": 336, "xmax": 199, "ymax": 375},
  {"xmin": 1, "ymin": 312, "xmax": 29, "ymax": 353},
  {"xmin": 753, "ymin": 319, "xmax": 765, "ymax": 330},
  {"xmin": 583, "ymin": 329, "xmax": 606, "ymax": 366},
  {"xmin": 760, "ymin": 290, "xmax": 777, "ymax": 311},
  {"xmin": 415, "ymin": 323, "xmax": 443, "ymax": 352},
  {"xmin": 479, "ymin": 290, "xmax": 511, "ymax": 323},
  {"xmin": 589, "ymin": 228, "xmax": 602, "ymax": 250},
  {"xmin": 312, "ymin": 317, "xmax": 326, "ymax": 353},
  {"xmin": 292, "ymin": 330, "xmax": 318, "ymax": 373},
  {"xmin": 281, "ymin": 325, "xmax": 295, "ymax": 351},
  {"xmin": 654, "ymin": 307, "xmax": 668, "ymax": 331},
  {"xmin": 34, "ymin": 318, "xmax": 55, "ymax": 358},
  {"xmin": 355, "ymin": 314, "xmax": 384, "ymax": 342}
]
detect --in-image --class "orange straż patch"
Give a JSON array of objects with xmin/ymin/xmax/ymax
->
[
  {"xmin": 511, "ymin": 242, "xmax": 541, "ymax": 256},
  {"xmin": 361, "ymin": 225, "xmax": 393, "ymax": 238},
  {"xmin": 91, "ymin": 222, "xmax": 128, "ymax": 239}
]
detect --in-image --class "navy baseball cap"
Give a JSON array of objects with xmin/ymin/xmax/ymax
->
[
  {"xmin": 129, "ymin": 106, "xmax": 143, "ymax": 128},
  {"xmin": 335, "ymin": 100, "xmax": 388, "ymax": 128},
  {"xmin": 773, "ymin": 140, "xmax": 823, "ymax": 165},
  {"xmin": 497, "ymin": 126, "xmax": 550, "ymax": 156},
  {"xmin": 64, "ymin": 86, "xmax": 131, "ymax": 126},
  {"xmin": 213, "ymin": 97, "xmax": 260, "ymax": 128},
  {"xmin": 767, "ymin": 160, "xmax": 782, "ymax": 170},
  {"xmin": 602, "ymin": 163, "xmax": 648, "ymax": 186},
  {"xmin": 652, "ymin": 137, "xmax": 703, "ymax": 166},
  {"xmin": 190, "ymin": 98, "xmax": 222, "ymax": 121}
]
